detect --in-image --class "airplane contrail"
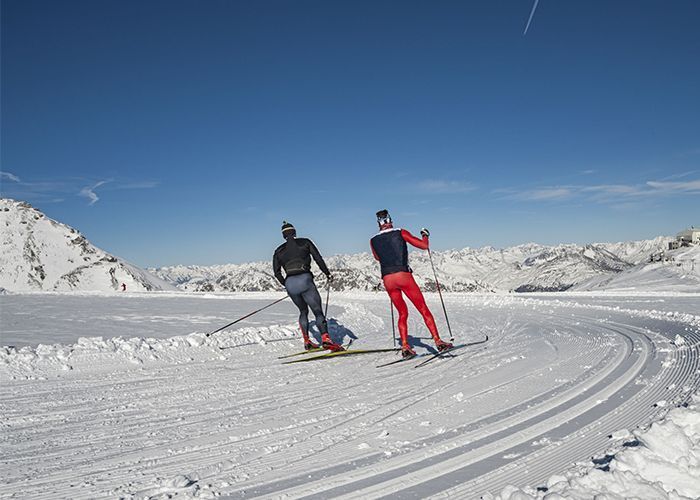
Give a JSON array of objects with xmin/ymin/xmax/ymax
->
[{"xmin": 523, "ymin": 0, "xmax": 540, "ymax": 35}]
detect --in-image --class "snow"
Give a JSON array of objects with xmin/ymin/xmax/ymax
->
[
  {"xmin": 598, "ymin": 236, "xmax": 674, "ymax": 265},
  {"xmin": 484, "ymin": 394, "xmax": 700, "ymax": 499},
  {"xmin": 1, "ymin": 291, "xmax": 699, "ymax": 498},
  {"xmin": 574, "ymin": 245, "xmax": 700, "ymax": 293}
]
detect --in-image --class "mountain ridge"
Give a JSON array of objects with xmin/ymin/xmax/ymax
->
[
  {"xmin": 0, "ymin": 198, "xmax": 175, "ymax": 293},
  {"xmin": 150, "ymin": 238, "xmax": 678, "ymax": 293},
  {"xmin": 4, "ymin": 197, "xmax": 693, "ymax": 294}
]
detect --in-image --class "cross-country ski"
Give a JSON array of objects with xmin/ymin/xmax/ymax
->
[
  {"xmin": 277, "ymin": 339, "xmax": 354, "ymax": 358},
  {"xmin": 282, "ymin": 347, "xmax": 400, "ymax": 364},
  {"xmin": 413, "ymin": 342, "xmax": 473, "ymax": 368},
  {"xmin": 376, "ymin": 335, "xmax": 489, "ymax": 368}
]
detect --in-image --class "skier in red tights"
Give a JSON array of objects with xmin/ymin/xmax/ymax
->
[{"xmin": 370, "ymin": 209, "xmax": 453, "ymax": 358}]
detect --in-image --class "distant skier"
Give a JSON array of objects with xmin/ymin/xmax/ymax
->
[
  {"xmin": 121, "ymin": 283, "xmax": 126, "ymax": 292},
  {"xmin": 273, "ymin": 221, "xmax": 342, "ymax": 352},
  {"xmin": 370, "ymin": 209, "xmax": 453, "ymax": 358}
]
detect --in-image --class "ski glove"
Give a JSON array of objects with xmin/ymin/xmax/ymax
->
[
  {"xmin": 420, "ymin": 228, "xmax": 430, "ymax": 238},
  {"xmin": 326, "ymin": 273, "xmax": 334, "ymax": 282}
]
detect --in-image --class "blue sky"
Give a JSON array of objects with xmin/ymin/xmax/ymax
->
[{"xmin": 2, "ymin": 0, "xmax": 699, "ymax": 267}]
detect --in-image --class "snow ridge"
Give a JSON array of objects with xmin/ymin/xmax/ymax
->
[{"xmin": 0, "ymin": 324, "xmax": 299, "ymax": 380}]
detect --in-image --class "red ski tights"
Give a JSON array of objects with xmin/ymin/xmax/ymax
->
[{"xmin": 383, "ymin": 272, "xmax": 440, "ymax": 348}]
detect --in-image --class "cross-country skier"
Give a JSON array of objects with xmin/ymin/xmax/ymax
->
[
  {"xmin": 273, "ymin": 221, "xmax": 343, "ymax": 352},
  {"xmin": 370, "ymin": 209, "xmax": 453, "ymax": 358}
]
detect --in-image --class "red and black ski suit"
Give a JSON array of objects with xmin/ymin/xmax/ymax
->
[{"xmin": 370, "ymin": 228, "xmax": 440, "ymax": 348}]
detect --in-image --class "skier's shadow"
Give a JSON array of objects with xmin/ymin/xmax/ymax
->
[
  {"xmin": 409, "ymin": 335, "xmax": 438, "ymax": 354},
  {"xmin": 311, "ymin": 318, "xmax": 358, "ymax": 345}
]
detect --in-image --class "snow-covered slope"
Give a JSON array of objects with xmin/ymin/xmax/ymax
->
[
  {"xmin": 2, "ymin": 292, "xmax": 699, "ymax": 498},
  {"xmin": 0, "ymin": 198, "xmax": 175, "ymax": 292},
  {"xmin": 152, "ymin": 241, "xmax": 654, "ymax": 293},
  {"xmin": 574, "ymin": 244, "xmax": 700, "ymax": 292},
  {"xmin": 598, "ymin": 236, "xmax": 673, "ymax": 265}
]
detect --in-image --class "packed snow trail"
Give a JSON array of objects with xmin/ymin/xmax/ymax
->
[{"xmin": 1, "ymin": 292, "xmax": 699, "ymax": 498}]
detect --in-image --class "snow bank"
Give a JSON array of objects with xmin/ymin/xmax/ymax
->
[
  {"xmin": 519, "ymin": 296, "xmax": 700, "ymax": 331},
  {"xmin": 484, "ymin": 393, "xmax": 700, "ymax": 499},
  {"xmin": 0, "ymin": 323, "xmax": 300, "ymax": 380}
]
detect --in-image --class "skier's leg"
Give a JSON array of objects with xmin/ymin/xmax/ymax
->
[
  {"xmin": 384, "ymin": 274, "xmax": 410, "ymax": 349},
  {"xmin": 300, "ymin": 274, "xmax": 342, "ymax": 351},
  {"xmin": 290, "ymin": 294, "xmax": 310, "ymax": 336},
  {"xmin": 401, "ymin": 274, "xmax": 441, "ymax": 341},
  {"xmin": 402, "ymin": 274, "xmax": 452, "ymax": 350},
  {"xmin": 284, "ymin": 275, "xmax": 315, "ymax": 348},
  {"xmin": 300, "ymin": 274, "xmax": 328, "ymax": 335}
]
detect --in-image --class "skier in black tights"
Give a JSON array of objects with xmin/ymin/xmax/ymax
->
[{"xmin": 273, "ymin": 221, "xmax": 343, "ymax": 351}]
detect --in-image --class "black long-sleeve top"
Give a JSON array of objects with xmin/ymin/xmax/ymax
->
[{"xmin": 272, "ymin": 237, "xmax": 330, "ymax": 285}]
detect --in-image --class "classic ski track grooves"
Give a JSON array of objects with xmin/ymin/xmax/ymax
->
[
  {"xmin": 1, "ymin": 295, "xmax": 699, "ymax": 499},
  {"xmin": 224, "ymin": 314, "xmax": 696, "ymax": 499},
  {"xmin": 228, "ymin": 316, "xmax": 640, "ymax": 498}
]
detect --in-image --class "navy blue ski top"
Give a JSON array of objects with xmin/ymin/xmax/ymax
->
[{"xmin": 370, "ymin": 228, "xmax": 429, "ymax": 277}]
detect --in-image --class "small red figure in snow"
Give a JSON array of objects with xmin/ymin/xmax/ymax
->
[
  {"xmin": 370, "ymin": 209, "xmax": 453, "ymax": 359},
  {"xmin": 121, "ymin": 283, "xmax": 126, "ymax": 292}
]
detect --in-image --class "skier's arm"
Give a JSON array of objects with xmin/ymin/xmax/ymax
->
[
  {"xmin": 370, "ymin": 241, "xmax": 379, "ymax": 261},
  {"xmin": 272, "ymin": 251, "xmax": 285, "ymax": 285},
  {"xmin": 401, "ymin": 229, "xmax": 429, "ymax": 250},
  {"xmin": 308, "ymin": 240, "xmax": 331, "ymax": 276}
]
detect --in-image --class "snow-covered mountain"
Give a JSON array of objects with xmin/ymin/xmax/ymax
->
[
  {"xmin": 574, "ymin": 244, "xmax": 700, "ymax": 292},
  {"xmin": 151, "ymin": 237, "xmax": 681, "ymax": 293},
  {"xmin": 595, "ymin": 236, "xmax": 672, "ymax": 265},
  {"xmin": 4, "ymin": 197, "xmax": 689, "ymax": 294},
  {"xmin": 0, "ymin": 198, "xmax": 175, "ymax": 293}
]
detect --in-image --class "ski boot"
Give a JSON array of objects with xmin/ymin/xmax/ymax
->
[
  {"xmin": 321, "ymin": 333, "xmax": 344, "ymax": 352},
  {"xmin": 304, "ymin": 339, "xmax": 320, "ymax": 351},
  {"xmin": 401, "ymin": 345, "xmax": 417, "ymax": 359},
  {"xmin": 302, "ymin": 333, "xmax": 320, "ymax": 351},
  {"xmin": 435, "ymin": 338, "xmax": 453, "ymax": 352}
]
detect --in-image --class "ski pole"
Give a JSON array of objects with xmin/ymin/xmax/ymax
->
[
  {"xmin": 324, "ymin": 276, "xmax": 331, "ymax": 318},
  {"xmin": 205, "ymin": 296, "xmax": 289, "ymax": 337},
  {"xmin": 390, "ymin": 299, "xmax": 397, "ymax": 347},
  {"xmin": 427, "ymin": 247, "xmax": 454, "ymax": 342}
]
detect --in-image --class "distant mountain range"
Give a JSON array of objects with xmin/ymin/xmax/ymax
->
[
  {"xmin": 3, "ymin": 198, "xmax": 696, "ymax": 294},
  {"xmin": 149, "ymin": 237, "xmax": 677, "ymax": 293}
]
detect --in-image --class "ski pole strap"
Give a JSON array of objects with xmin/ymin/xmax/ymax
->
[{"xmin": 206, "ymin": 295, "xmax": 289, "ymax": 337}]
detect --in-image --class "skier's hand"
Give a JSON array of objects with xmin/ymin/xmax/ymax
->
[
  {"xmin": 420, "ymin": 228, "xmax": 430, "ymax": 238},
  {"xmin": 326, "ymin": 273, "xmax": 334, "ymax": 282}
]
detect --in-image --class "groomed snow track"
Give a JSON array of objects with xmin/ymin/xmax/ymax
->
[{"xmin": 1, "ymin": 293, "xmax": 699, "ymax": 499}]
